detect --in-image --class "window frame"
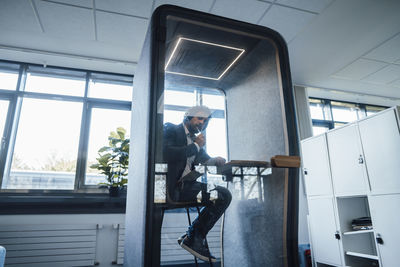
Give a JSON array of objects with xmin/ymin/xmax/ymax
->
[
  {"xmin": 0, "ymin": 60, "xmax": 132, "ymax": 196},
  {"xmin": 309, "ymin": 97, "xmax": 388, "ymax": 135},
  {"xmin": 77, "ymin": 101, "xmax": 131, "ymax": 190}
]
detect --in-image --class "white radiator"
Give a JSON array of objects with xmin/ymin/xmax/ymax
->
[
  {"xmin": 0, "ymin": 224, "xmax": 98, "ymax": 267},
  {"xmin": 115, "ymin": 224, "xmax": 124, "ymax": 265}
]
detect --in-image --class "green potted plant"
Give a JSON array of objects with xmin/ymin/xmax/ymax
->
[{"xmin": 90, "ymin": 127, "xmax": 129, "ymax": 196}]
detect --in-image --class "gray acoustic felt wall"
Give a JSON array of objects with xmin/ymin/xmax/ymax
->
[
  {"xmin": 225, "ymin": 40, "xmax": 286, "ymax": 161},
  {"xmin": 222, "ymin": 39, "xmax": 289, "ymax": 267}
]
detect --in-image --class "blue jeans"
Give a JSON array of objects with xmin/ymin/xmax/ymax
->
[{"xmin": 179, "ymin": 182, "xmax": 232, "ymax": 238}]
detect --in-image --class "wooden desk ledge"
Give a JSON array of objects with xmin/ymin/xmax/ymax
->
[
  {"xmin": 270, "ymin": 155, "xmax": 301, "ymax": 168},
  {"xmin": 223, "ymin": 160, "xmax": 271, "ymax": 168}
]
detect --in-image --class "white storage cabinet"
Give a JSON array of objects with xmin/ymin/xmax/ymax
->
[
  {"xmin": 301, "ymin": 134, "xmax": 333, "ymax": 196},
  {"xmin": 301, "ymin": 106, "xmax": 400, "ymax": 267}
]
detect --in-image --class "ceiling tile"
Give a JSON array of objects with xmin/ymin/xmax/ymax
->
[
  {"xmin": 332, "ymin": 59, "xmax": 387, "ymax": 80},
  {"xmin": 210, "ymin": 0, "xmax": 270, "ymax": 24},
  {"xmin": 154, "ymin": 0, "xmax": 214, "ymax": 13},
  {"xmin": 0, "ymin": 0, "xmax": 42, "ymax": 33},
  {"xmin": 363, "ymin": 64, "xmax": 400, "ymax": 84},
  {"xmin": 364, "ymin": 33, "xmax": 400, "ymax": 63},
  {"xmin": 35, "ymin": 0, "xmax": 95, "ymax": 40},
  {"xmin": 96, "ymin": 11, "xmax": 148, "ymax": 49},
  {"xmin": 390, "ymin": 79, "xmax": 400, "ymax": 88},
  {"xmin": 275, "ymin": 0, "xmax": 333, "ymax": 13},
  {"xmin": 46, "ymin": 0, "xmax": 93, "ymax": 8},
  {"xmin": 95, "ymin": 0, "xmax": 152, "ymax": 17},
  {"xmin": 258, "ymin": 5, "xmax": 316, "ymax": 42}
]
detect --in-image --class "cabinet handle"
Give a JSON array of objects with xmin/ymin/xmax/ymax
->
[
  {"xmin": 358, "ymin": 155, "xmax": 364, "ymax": 164},
  {"xmin": 376, "ymin": 234, "xmax": 384, "ymax": 245},
  {"xmin": 335, "ymin": 231, "xmax": 341, "ymax": 240},
  {"xmin": 303, "ymin": 168, "xmax": 308, "ymax": 175}
]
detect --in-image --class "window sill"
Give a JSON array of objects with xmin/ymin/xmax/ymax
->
[{"xmin": 0, "ymin": 192, "xmax": 126, "ymax": 214}]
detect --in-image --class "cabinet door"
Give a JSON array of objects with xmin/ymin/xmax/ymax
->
[
  {"xmin": 369, "ymin": 194, "xmax": 400, "ymax": 267},
  {"xmin": 301, "ymin": 135, "xmax": 333, "ymax": 196},
  {"xmin": 358, "ymin": 109, "xmax": 400, "ymax": 194},
  {"xmin": 327, "ymin": 124, "xmax": 369, "ymax": 195},
  {"xmin": 308, "ymin": 197, "xmax": 342, "ymax": 266}
]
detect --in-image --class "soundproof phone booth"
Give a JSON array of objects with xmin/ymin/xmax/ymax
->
[{"xmin": 125, "ymin": 5, "xmax": 300, "ymax": 267}]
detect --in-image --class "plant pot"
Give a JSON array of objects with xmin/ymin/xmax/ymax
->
[{"xmin": 109, "ymin": 186, "xmax": 121, "ymax": 197}]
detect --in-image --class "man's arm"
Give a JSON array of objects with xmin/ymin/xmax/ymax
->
[
  {"xmin": 205, "ymin": 156, "xmax": 226, "ymax": 166},
  {"xmin": 163, "ymin": 123, "xmax": 199, "ymax": 162}
]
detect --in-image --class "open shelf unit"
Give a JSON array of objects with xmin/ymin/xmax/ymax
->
[
  {"xmin": 345, "ymin": 251, "xmax": 379, "ymax": 260},
  {"xmin": 336, "ymin": 196, "xmax": 379, "ymax": 266},
  {"xmin": 343, "ymin": 229, "xmax": 373, "ymax": 236}
]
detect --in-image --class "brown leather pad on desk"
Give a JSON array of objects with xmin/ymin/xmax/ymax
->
[{"xmin": 270, "ymin": 155, "xmax": 301, "ymax": 168}]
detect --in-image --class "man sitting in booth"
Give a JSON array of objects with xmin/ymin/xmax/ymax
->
[{"xmin": 163, "ymin": 105, "xmax": 232, "ymax": 262}]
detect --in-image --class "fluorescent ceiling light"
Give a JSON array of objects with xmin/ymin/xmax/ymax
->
[{"xmin": 165, "ymin": 37, "xmax": 245, "ymax": 80}]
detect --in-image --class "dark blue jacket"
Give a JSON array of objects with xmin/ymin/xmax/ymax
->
[{"xmin": 163, "ymin": 122, "xmax": 210, "ymax": 200}]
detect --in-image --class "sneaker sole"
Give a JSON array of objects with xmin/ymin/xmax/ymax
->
[
  {"xmin": 177, "ymin": 235, "xmax": 186, "ymax": 245},
  {"xmin": 180, "ymin": 242, "xmax": 216, "ymax": 263}
]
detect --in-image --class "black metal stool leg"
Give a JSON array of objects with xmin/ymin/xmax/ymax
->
[
  {"xmin": 152, "ymin": 206, "xmax": 165, "ymax": 267},
  {"xmin": 186, "ymin": 208, "xmax": 199, "ymax": 267},
  {"xmin": 195, "ymin": 207, "xmax": 213, "ymax": 267}
]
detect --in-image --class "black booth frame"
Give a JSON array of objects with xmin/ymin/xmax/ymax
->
[{"xmin": 134, "ymin": 5, "xmax": 300, "ymax": 267}]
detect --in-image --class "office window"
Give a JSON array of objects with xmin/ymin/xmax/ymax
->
[
  {"xmin": 164, "ymin": 109, "xmax": 185, "ymax": 125},
  {"xmin": 88, "ymin": 73, "xmax": 133, "ymax": 101},
  {"xmin": 0, "ymin": 100, "xmax": 9, "ymax": 155},
  {"xmin": 330, "ymin": 101, "xmax": 360, "ymax": 122},
  {"xmin": 164, "ymin": 89, "xmax": 195, "ymax": 107},
  {"xmin": 0, "ymin": 61, "xmax": 132, "ymax": 192},
  {"xmin": 0, "ymin": 62, "xmax": 19, "ymax": 91},
  {"xmin": 5, "ymin": 99, "xmax": 82, "ymax": 189},
  {"xmin": 25, "ymin": 66, "xmax": 86, "ymax": 97},
  {"xmin": 309, "ymin": 97, "xmax": 388, "ymax": 136},
  {"xmin": 202, "ymin": 92, "xmax": 225, "ymax": 110},
  {"xmin": 85, "ymin": 108, "xmax": 131, "ymax": 185},
  {"xmin": 206, "ymin": 117, "xmax": 227, "ymax": 160},
  {"xmin": 312, "ymin": 125, "xmax": 330, "ymax": 135},
  {"xmin": 309, "ymin": 98, "xmax": 326, "ymax": 120},
  {"xmin": 163, "ymin": 88, "xmax": 227, "ymax": 158},
  {"xmin": 366, "ymin": 105, "xmax": 386, "ymax": 116}
]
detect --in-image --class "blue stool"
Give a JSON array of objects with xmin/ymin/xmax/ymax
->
[
  {"xmin": 298, "ymin": 244, "xmax": 311, "ymax": 267},
  {"xmin": 0, "ymin": 246, "xmax": 6, "ymax": 267}
]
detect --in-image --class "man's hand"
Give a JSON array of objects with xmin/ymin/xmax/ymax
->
[
  {"xmin": 194, "ymin": 133, "xmax": 205, "ymax": 148},
  {"xmin": 214, "ymin": 157, "xmax": 226, "ymax": 166}
]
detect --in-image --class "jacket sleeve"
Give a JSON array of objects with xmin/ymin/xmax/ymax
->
[
  {"xmin": 163, "ymin": 123, "xmax": 200, "ymax": 162},
  {"xmin": 194, "ymin": 149, "xmax": 211, "ymax": 165}
]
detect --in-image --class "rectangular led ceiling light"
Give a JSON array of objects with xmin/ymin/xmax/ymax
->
[{"xmin": 165, "ymin": 37, "xmax": 245, "ymax": 80}]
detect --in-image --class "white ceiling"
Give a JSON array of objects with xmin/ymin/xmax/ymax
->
[{"xmin": 1, "ymin": 0, "xmax": 400, "ymax": 104}]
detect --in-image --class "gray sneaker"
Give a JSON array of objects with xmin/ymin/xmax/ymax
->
[
  {"xmin": 177, "ymin": 233, "xmax": 186, "ymax": 245},
  {"xmin": 180, "ymin": 236, "xmax": 216, "ymax": 262}
]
